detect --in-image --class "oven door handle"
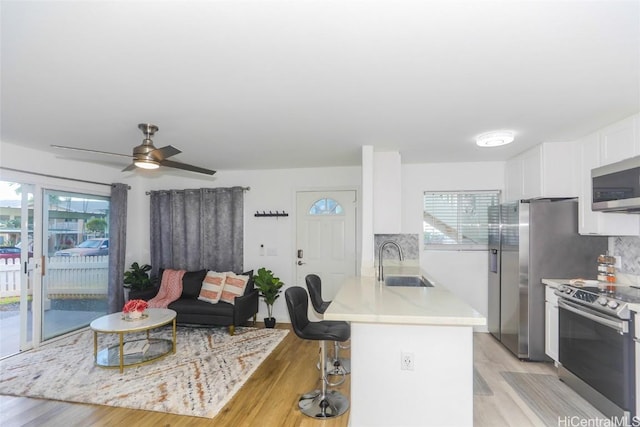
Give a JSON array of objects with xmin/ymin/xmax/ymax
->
[{"xmin": 558, "ymin": 299, "xmax": 628, "ymax": 334}]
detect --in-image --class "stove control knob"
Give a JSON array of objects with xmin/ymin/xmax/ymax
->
[
  {"xmin": 596, "ymin": 297, "xmax": 608, "ymax": 306},
  {"xmin": 607, "ymin": 300, "xmax": 619, "ymax": 309},
  {"xmin": 558, "ymin": 285, "xmax": 567, "ymax": 292}
]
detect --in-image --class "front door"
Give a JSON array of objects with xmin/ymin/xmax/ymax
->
[{"xmin": 296, "ymin": 190, "xmax": 357, "ymax": 307}]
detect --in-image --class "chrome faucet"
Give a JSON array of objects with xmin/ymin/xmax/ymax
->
[{"xmin": 378, "ymin": 240, "xmax": 404, "ymax": 281}]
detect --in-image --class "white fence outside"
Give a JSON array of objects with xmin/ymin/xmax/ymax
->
[{"xmin": 0, "ymin": 256, "xmax": 108, "ymax": 298}]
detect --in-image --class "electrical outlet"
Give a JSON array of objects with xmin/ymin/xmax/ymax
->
[{"xmin": 401, "ymin": 352, "xmax": 414, "ymax": 371}]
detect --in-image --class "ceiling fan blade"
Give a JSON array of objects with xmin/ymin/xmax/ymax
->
[
  {"xmin": 161, "ymin": 160, "xmax": 216, "ymax": 175},
  {"xmin": 51, "ymin": 144, "xmax": 132, "ymax": 159},
  {"xmin": 122, "ymin": 163, "xmax": 136, "ymax": 172},
  {"xmin": 150, "ymin": 145, "xmax": 181, "ymax": 161}
]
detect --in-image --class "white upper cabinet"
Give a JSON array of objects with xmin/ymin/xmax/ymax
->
[
  {"xmin": 504, "ymin": 142, "xmax": 578, "ymax": 202},
  {"xmin": 600, "ymin": 115, "xmax": 640, "ymax": 165},
  {"xmin": 578, "ymin": 114, "xmax": 640, "ymax": 236}
]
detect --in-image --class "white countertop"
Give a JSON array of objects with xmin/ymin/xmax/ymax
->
[
  {"xmin": 542, "ymin": 277, "xmax": 634, "ymax": 289},
  {"xmin": 541, "ymin": 278, "xmax": 569, "ymax": 289},
  {"xmin": 324, "ymin": 274, "xmax": 486, "ymax": 326}
]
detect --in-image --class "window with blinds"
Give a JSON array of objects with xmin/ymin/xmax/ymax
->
[{"xmin": 423, "ymin": 191, "xmax": 500, "ymax": 249}]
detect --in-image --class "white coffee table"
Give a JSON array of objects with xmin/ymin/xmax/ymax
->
[{"xmin": 90, "ymin": 308, "xmax": 177, "ymax": 373}]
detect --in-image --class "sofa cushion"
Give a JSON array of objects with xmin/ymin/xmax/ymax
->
[
  {"xmin": 220, "ymin": 272, "xmax": 250, "ymax": 305},
  {"xmin": 169, "ymin": 298, "xmax": 234, "ymax": 316},
  {"xmin": 180, "ymin": 269, "xmax": 208, "ymax": 299},
  {"xmin": 198, "ymin": 271, "xmax": 226, "ymax": 304}
]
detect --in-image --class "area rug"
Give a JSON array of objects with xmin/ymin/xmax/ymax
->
[
  {"xmin": 501, "ymin": 372, "xmax": 607, "ymax": 426},
  {"xmin": 0, "ymin": 326, "xmax": 288, "ymax": 418}
]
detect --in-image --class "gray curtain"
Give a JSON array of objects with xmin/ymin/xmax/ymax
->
[
  {"xmin": 149, "ymin": 187, "xmax": 244, "ymax": 275},
  {"xmin": 107, "ymin": 183, "xmax": 128, "ymax": 313}
]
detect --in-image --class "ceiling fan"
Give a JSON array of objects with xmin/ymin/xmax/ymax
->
[{"xmin": 51, "ymin": 123, "xmax": 216, "ymax": 175}]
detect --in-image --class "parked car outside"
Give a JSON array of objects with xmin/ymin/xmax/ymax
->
[
  {"xmin": 0, "ymin": 246, "xmax": 33, "ymax": 259},
  {"xmin": 54, "ymin": 238, "xmax": 109, "ymax": 257},
  {"xmin": 0, "ymin": 247, "xmax": 22, "ymax": 260}
]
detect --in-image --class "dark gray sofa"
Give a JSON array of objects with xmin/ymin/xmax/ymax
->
[{"xmin": 129, "ymin": 269, "xmax": 258, "ymax": 335}]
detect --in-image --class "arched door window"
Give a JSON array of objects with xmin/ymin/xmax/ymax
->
[{"xmin": 309, "ymin": 198, "xmax": 344, "ymax": 215}]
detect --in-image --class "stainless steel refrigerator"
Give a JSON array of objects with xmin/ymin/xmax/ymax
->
[{"xmin": 488, "ymin": 199, "xmax": 607, "ymax": 361}]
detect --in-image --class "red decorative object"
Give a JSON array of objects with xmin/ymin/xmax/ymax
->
[{"xmin": 123, "ymin": 299, "xmax": 149, "ymax": 313}]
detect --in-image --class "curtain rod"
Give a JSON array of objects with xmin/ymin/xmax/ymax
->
[
  {"xmin": 0, "ymin": 166, "xmax": 130, "ymax": 189},
  {"xmin": 145, "ymin": 186, "xmax": 250, "ymax": 195}
]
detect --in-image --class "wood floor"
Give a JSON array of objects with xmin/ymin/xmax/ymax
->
[{"xmin": 0, "ymin": 325, "xmax": 586, "ymax": 427}]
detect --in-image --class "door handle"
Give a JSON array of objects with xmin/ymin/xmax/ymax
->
[{"xmin": 297, "ymin": 260, "xmax": 306, "ymax": 265}]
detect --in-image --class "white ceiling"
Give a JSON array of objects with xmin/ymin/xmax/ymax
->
[{"xmin": 1, "ymin": 1, "xmax": 639, "ymax": 173}]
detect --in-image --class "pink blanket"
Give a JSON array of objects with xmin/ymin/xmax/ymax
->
[{"xmin": 148, "ymin": 269, "xmax": 186, "ymax": 308}]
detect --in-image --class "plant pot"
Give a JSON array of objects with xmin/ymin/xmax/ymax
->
[{"xmin": 264, "ymin": 317, "xmax": 276, "ymax": 328}]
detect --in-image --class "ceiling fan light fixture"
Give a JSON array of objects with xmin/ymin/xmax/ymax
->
[
  {"xmin": 476, "ymin": 130, "xmax": 515, "ymax": 147},
  {"xmin": 134, "ymin": 159, "xmax": 160, "ymax": 170}
]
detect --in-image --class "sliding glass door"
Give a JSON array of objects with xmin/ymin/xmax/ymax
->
[
  {"xmin": 42, "ymin": 190, "xmax": 110, "ymax": 340},
  {"xmin": 0, "ymin": 181, "xmax": 34, "ymax": 358},
  {"xmin": 0, "ymin": 181, "xmax": 110, "ymax": 356}
]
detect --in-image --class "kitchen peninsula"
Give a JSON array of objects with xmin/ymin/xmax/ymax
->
[{"xmin": 324, "ymin": 272, "xmax": 485, "ymax": 427}]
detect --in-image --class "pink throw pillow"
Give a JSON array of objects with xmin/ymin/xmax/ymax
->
[
  {"xmin": 220, "ymin": 272, "xmax": 250, "ymax": 305},
  {"xmin": 198, "ymin": 271, "xmax": 226, "ymax": 304}
]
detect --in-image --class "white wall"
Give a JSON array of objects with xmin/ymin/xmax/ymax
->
[
  {"xmin": 402, "ymin": 162, "xmax": 505, "ymax": 332},
  {"xmin": 361, "ymin": 146, "xmax": 375, "ymax": 276},
  {"xmin": 373, "ymin": 150, "xmax": 402, "ymax": 234},
  {"xmin": 1, "ymin": 141, "xmax": 503, "ymax": 326},
  {"xmin": 136, "ymin": 167, "xmax": 361, "ymax": 322}
]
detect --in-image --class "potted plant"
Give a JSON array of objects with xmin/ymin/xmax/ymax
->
[
  {"xmin": 123, "ymin": 262, "xmax": 153, "ymax": 301},
  {"xmin": 253, "ymin": 267, "xmax": 284, "ymax": 328}
]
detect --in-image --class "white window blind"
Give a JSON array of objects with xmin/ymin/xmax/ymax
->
[{"xmin": 423, "ymin": 191, "xmax": 500, "ymax": 249}]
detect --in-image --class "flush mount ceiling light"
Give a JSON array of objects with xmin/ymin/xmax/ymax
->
[{"xmin": 476, "ymin": 130, "xmax": 515, "ymax": 147}]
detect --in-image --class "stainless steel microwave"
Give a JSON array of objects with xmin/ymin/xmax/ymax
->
[{"xmin": 591, "ymin": 155, "xmax": 640, "ymax": 213}]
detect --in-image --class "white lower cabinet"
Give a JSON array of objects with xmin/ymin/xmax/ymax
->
[
  {"xmin": 545, "ymin": 286, "xmax": 559, "ymax": 362},
  {"xmin": 635, "ymin": 312, "xmax": 639, "ymax": 418}
]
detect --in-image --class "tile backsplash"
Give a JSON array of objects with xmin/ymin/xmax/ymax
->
[
  {"xmin": 612, "ymin": 236, "xmax": 640, "ymax": 275},
  {"xmin": 374, "ymin": 234, "xmax": 419, "ymax": 262}
]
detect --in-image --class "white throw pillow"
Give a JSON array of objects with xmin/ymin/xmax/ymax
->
[
  {"xmin": 220, "ymin": 272, "xmax": 250, "ymax": 305},
  {"xmin": 198, "ymin": 271, "xmax": 227, "ymax": 304}
]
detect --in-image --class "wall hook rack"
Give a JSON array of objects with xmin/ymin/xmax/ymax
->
[{"xmin": 254, "ymin": 210, "xmax": 289, "ymax": 218}]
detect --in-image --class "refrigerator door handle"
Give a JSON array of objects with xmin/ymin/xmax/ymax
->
[{"xmin": 489, "ymin": 249, "xmax": 498, "ymax": 273}]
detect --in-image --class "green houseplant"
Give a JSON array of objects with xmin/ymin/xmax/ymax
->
[
  {"xmin": 253, "ymin": 267, "xmax": 284, "ymax": 328},
  {"xmin": 123, "ymin": 262, "xmax": 153, "ymax": 291}
]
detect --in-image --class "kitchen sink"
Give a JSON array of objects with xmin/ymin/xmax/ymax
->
[{"xmin": 384, "ymin": 275, "xmax": 433, "ymax": 287}]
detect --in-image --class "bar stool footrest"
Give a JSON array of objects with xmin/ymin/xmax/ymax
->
[{"xmin": 298, "ymin": 390, "xmax": 349, "ymax": 418}]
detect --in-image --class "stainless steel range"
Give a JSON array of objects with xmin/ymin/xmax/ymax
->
[{"xmin": 555, "ymin": 284, "xmax": 638, "ymax": 423}]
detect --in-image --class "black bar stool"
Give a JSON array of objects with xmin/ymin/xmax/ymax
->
[
  {"xmin": 285, "ymin": 286, "xmax": 350, "ymax": 418},
  {"xmin": 305, "ymin": 274, "xmax": 351, "ymax": 375}
]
